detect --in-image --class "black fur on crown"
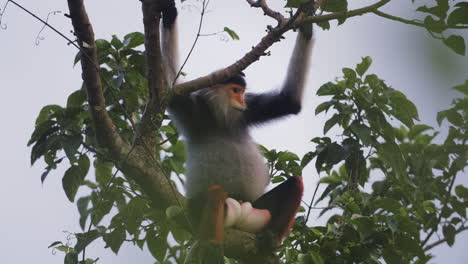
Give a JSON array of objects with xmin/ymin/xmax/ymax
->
[{"xmin": 222, "ymin": 72, "xmax": 246, "ymax": 87}]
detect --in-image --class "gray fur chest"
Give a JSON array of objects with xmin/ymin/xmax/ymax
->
[{"xmin": 184, "ymin": 137, "xmax": 269, "ymax": 202}]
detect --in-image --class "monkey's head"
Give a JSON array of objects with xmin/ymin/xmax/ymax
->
[
  {"xmin": 223, "ymin": 72, "xmax": 247, "ymax": 111},
  {"xmin": 203, "ymin": 73, "xmax": 247, "ymax": 126},
  {"xmin": 226, "ymin": 84, "xmax": 246, "ymax": 111}
]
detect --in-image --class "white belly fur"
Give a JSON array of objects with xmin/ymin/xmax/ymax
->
[{"xmin": 185, "ymin": 137, "xmax": 269, "ymax": 202}]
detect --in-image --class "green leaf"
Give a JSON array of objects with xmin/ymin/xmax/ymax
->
[
  {"xmin": 301, "ymin": 152, "xmax": 315, "ymax": 168},
  {"xmin": 438, "ymin": 109, "xmax": 463, "ymax": 126},
  {"xmin": 443, "ymin": 35, "xmax": 466, "ymax": 55},
  {"xmin": 417, "ymin": 0, "xmax": 449, "ymax": 19},
  {"xmin": 166, "ymin": 205, "xmax": 184, "ymax": 219},
  {"xmin": 422, "ymin": 201, "xmax": 436, "ymax": 213},
  {"xmin": 342, "ymin": 68, "xmax": 357, "ymax": 82},
  {"xmin": 321, "ymin": 0, "xmax": 348, "ymax": 12},
  {"xmin": 316, "ymin": 21, "xmax": 330, "ymax": 30},
  {"xmin": 316, "ymin": 82, "xmax": 344, "ymax": 96},
  {"xmin": 374, "ymin": 197, "xmax": 402, "ymax": 213},
  {"xmin": 453, "ymin": 80, "xmax": 468, "ymax": 95},
  {"xmin": 395, "ymin": 235, "xmax": 424, "ymax": 256},
  {"xmin": 285, "ymin": 0, "xmax": 307, "ymax": 8},
  {"xmin": 30, "ymin": 133, "xmax": 61, "ymax": 165},
  {"xmin": 95, "ymin": 39, "xmax": 112, "ymax": 54},
  {"xmin": 147, "ymin": 236, "xmax": 168, "ymax": 262},
  {"xmin": 95, "ymin": 159, "xmax": 114, "ymax": 186},
  {"xmin": 104, "ymin": 227, "xmax": 126, "ymax": 254},
  {"xmin": 63, "ymin": 134, "xmax": 83, "ymax": 160},
  {"xmin": 455, "ymin": 185, "xmax": 468, "ymax": 199},
  {"xmin": 423, "ymin": 16, "xmax": 446, "ymax": 33},
  {"xmin": 350, "ymin": 122, "xmax": 373, "ymax": 146},
  {"xmin": 389, "ymin": 91, "xmax": 419, "ymax": 127},
  {"xmin": 278, "ymin": 151, "xmax": 299, "ymax": 161},
  {"xmin": 315, "ymin": 101, "xmax": 334, "ymax": 115},
  {"xmin": 48, "ymin": 241, "xmax": 63, "ymax": 248},
  {"xmin": 356, "ymin": 56, "xmax": 372, "ymax": 76},
  {"xmin": 123, "ymin": 32, "xmax": 145, "ymax": 48},
  {"xmin": 34, "ymin": 104, "xmax": 63, "ymax": 126},
  {"xmin": 298, "ymin": 251, "xmax": 324, "ymax": 264},
  {"xmin": 73, "ymin": 51, "xmax": 81, "ymax": 66},
  {"xmin": 408, "ymin": 124, "xmax": 432, "ymax": 140},
  {"xmin": 323, "ymin": 114, "xmax": 340, "ymax": 134},
  {"xmin": 77, "ymin": 196, "xmax": 90, "ymax": 229},
  {"xmin": 272, "ymin": 176, "xmax": 286, "ymax": 183},
  {"xmin": 111, "ymin": 35, "xmax": 123, "ymax": 50},
  {"xmin": 223, "ymin": 27, "xmax": 240, "ymax": 40},
  {"xmin": 67, "ymin": 90, "xmax": 86, "ymax": 108},
  {"xmin": 62, "ymin": 155, "xmax": 90, "ymax": 202},
  {"xmin": 64, "ymin": 252, "xmax": 78, "ymax": 264},
  {"xmin": 377, "ymin": 143, "xmax": 405, "ymax": 179},
  {"xmin": 319, "ymin": 175, "xmax": 342, "ymax": 185},
  {"xmin": 75, "ymin": 230, "xmax": 101, "ymax": 254},
  {"xmin": 315, "ymin": 142, "xmax": 350, "ymax": 172},
  {"xmin": 171, "ymin": 228, "xmax": 191, "ymax": 244},
  {"xmin": 447, "ymin": 4, "xmax": 468, "ymax": 26},
  {"xmin": 442, "ymin": 225, "xmax": 456, "ymax": 246}
]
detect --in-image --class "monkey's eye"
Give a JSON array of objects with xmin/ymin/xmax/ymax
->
[{"xmin": 232, "ymin": 87, "xmax": 240, "ymax": 93}]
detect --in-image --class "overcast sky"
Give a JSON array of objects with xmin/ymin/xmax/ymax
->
[{"xmin": 1, "ymin": 0, "xmax": 467, "ymax": 263}]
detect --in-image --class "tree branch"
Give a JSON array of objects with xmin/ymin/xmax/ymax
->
[
  {"xmin": 172, "ymin": 0, "xmax": 390, "ymax": 96},
  {"xmin": 373, "ymin": 10, "xmax": 468, "ymax": 29},
  {"xmin": 66, "ymin": 0, "xmax": 127, "ymax": 159},
  {"xmin": 423, "ymin": 225, "xmax": 468, "ymax": 251},
  {"xmin": 138, "ymin": 0, "xmax": 171, "ymax": 149},
  {"xmin": 246, "ymin": 0, "xmax": 285, "ymax": 25}
]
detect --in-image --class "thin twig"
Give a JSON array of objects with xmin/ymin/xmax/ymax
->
[
  {"xmin": 424, "ymin": 225, "xmax": 468, "ymax": 251},
  {"xmin": 35, "ymin": 10, "xmax": 61, "ymax": 45},
  {"xmin": 246, "ymin": 0, "xmax": 285, "ymax": 25},
  {"xmin": 373, "ymin": 10, "xmax": 468, "ymax": 29},
  {"xmin": 173, "ymin": 0, "xmax": 391, "ymax": 95},
  {"xmin": 172, "ymin": 0, "xmax": 209, "ymax": 86},
  {"xmin": 0, "ymin": 0, "xmax": 10, "ymax": 29}
]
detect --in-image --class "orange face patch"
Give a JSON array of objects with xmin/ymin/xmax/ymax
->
[{"xmin": 227, "ymin": 84, "xmax": 246, "ymax": 110}]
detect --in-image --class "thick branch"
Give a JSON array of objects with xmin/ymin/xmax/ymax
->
[
  {"xmin": 66, "ymin": 0, "xmax": 127, "ymax": 158},
  {"xmin": 67, "ymin": 0, "xmax": 183, "ymax": 212},
  {"xmin": 138, "ymin": 0, "xmax": 170, "ymax": 148},
  {"xmin": 172, "ymin": 0, "xmax": 390, "ymax": 96}
]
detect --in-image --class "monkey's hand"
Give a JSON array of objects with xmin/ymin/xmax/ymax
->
[
  {"xmin": 224, "ymin": 198, "xmax": 271, "ymax": 233},
  {"xmin": 162, "ymin": 0, "xmax": 177, "ymax": 28},
  {"xmin": 299, "ymin": 1, "xmax": 314, "ymax": 40}
]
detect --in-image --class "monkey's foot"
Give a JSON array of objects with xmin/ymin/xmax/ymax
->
[{"xmin": 224, "ymin": 198, "xmax": 271, "ymax": 233}]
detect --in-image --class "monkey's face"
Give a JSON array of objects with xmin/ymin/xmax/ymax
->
[{"xmin": 226, "ymin": 84, "xmax": 246, "ymax": 111}]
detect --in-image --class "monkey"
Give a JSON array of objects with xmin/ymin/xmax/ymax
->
[{"xmin": 160, "ymin": 1, "xmax": 313, "ymax": 256}]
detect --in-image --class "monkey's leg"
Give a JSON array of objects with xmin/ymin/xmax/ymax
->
[
  {"xmin": 253, "ymin": 176, "xmax": 304, "ymax": 245},
  {"xmin": 198, "ymin": 185, "xmax": 228, "ymax": 244},
  {"xmin": 185, "ymin": 186, "xmax": 228, "ymax": 264}
]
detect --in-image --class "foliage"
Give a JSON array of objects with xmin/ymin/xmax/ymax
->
[
  {"xmin": 279, "ymin": 57, "xmax": 468, "ymax": 264},
  {"xmin": 26, "ymin": 1, "xmax": 468, "ymax": 264}
]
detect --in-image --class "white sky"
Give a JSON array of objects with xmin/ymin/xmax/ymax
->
[{"xmin": 0, "ymin": 0, "xmax": 467, "ymax": 263}]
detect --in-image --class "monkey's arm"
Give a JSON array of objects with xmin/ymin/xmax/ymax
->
[
  {"xmin": 162, "ymin": 2, "xmax": 179, "ymax": 85},
  {"xmin": 244, "ymin": 31, "xmax": 313, "ymax": 125},
  {"xmin": 162, "ymin": 4, "xmax": 198, "ymax": 117}
]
